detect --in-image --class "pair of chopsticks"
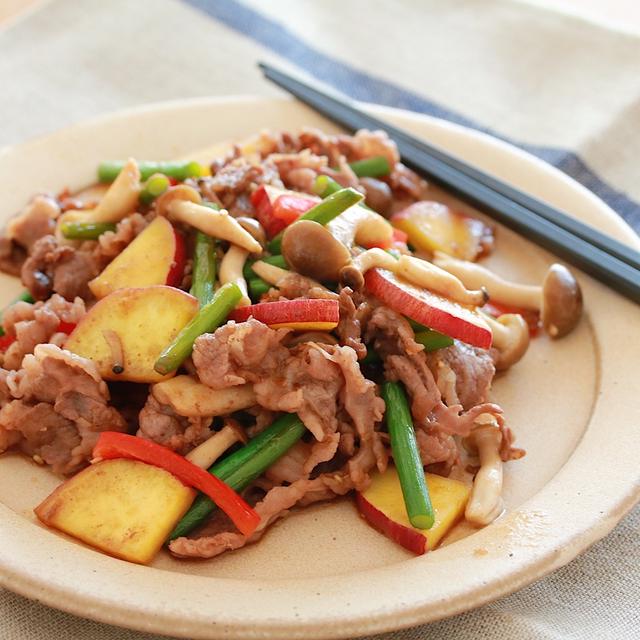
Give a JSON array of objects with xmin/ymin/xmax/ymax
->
[{"xmin": 258, "ymin": 62, "xmax": 640, "ymax": 304}]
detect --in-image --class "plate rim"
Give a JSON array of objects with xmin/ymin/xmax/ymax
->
[{"xmin": 0, "ymin": 95, "xmax": 638, "ymax": 640}]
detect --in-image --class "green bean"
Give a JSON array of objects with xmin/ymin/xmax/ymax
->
[
  {"xmin": 0, "ymin": 291, "xmax": 34, "ymax": 337},
  {"xmin": 382, "ymin": 381, "xmax": 434, "ymax": 530},
  {"xmin": 139, "ymin": 173, "xmax": 170, "ymax": 205},
  {"xmin": 349, "ymin": 156, "xmax": 391, "ymax": 178},
  {"xmin": 190, "ymin": 232, "xmax": 217, "ymax": 306},
  {"xmin": 154, "ymin": 282, "xmax": 241, "ymax": 375},
  {"xmin": 313, "ymin": 175, "xmax": 342, "ymax": 199},
  {"xmin": 98, "ymin": 160, "xmax": 204, "ymax": 183},
  {"xmin": 267, "ymin": 187, "xmax": 363, "ymax": 254},
  {"xmin": 360, "ymin": 348, "xmax": 381, "ymax": 365},
  {"xmin": 248, "ymin": 277, "xmax": 271, "ymax": 300},
  {"xmin": 59, "ymin": 221, "xmax": 117, "ymax": 240},
  {"xmin": 169, "ymin": 413, "xmax": 306, "ymax": 539},
  {"xmin": 414, "ymin": 330, "xmax": 454, "ymax": 351},
  {"xmin": 243, "ymin": 254, "xmax": 288, "ymax": 280}
]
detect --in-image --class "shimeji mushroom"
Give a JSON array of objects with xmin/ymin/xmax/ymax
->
[
  {"xmin": 339, "ymin": 248, "xmax": 487, "ymax": 306},
  {"xmin": 155, "ymin": 185, "xmax": 262, "ymax": 254},
  {"xmin": 185, "ymin": 419, "xmax": 248, "ymax": 469},
  {"xmin": 219, "ymin": 245, "xmax": 251, "ymax": 307},
  {"xmin": 58, "ymin": 158, "xmax": 141, "ymax": 227},
  {"xmin": 478, "ymin": 310, "xmax": 530, "ymax": 370},
  {"xmin": 464, "ymin": 413, "xmax": 504, "ymax": 526},
  {"xmin": 281, "ymin": 219, "xmax": 351, "ymax": 281},
  {"xmin": 433, "ymin": 252, "xmax": 583, "ymax": 338},
  {"xmin": 251, "ymin": 259, "xmax": 329, "ymax": 293}
]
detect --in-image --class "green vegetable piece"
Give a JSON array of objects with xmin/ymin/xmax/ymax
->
[
  {"xmin": 243, "ymin": 254, "xmax": 288, "ymax": 280},
  {"xmin": 154, "ymin": 282, "xmax": 242, "ymax": 375},
  {"xmin": 313, "ymin": 174, "xmax": 342, "ymax": 199},
  {"xmin": 267, "ymin": 187, "xmax": 363, "ymax": 254},
  {"xmin": 360, "ymin": 348, "xmax": 381, "ymax": 365},
  {"xmin": 98, "ymin": 160, "xmax": 203, "ymax": 183},
  {"xmin": 0, "ymin": 290, "xmax": 34, "ymax": 337},
  {"xmin": 139, "ymin": 173, "xmax": 170, "ymax": 205},
  {"xmin": 382, "ymin": 381, "xmax": 434, "ymax": 530},
  {"xmin": 414, "ymin": 330, "xmax": 454, "ymax": 351},
  {"xmin": 190, "ymin": 232, "xmax": 217, "ymax": 307},
  {"xmin": 348, "ymin": 156, "xmax": 391, "ymax": 178},
  {"xmin": 248, "ymin": 277, "xmax": 270, "ymax": 300},
  {"xmin": 169, "ymin": 413, "xmax": 306, "ymax": 539},
  {"xmin": 59, "ymin": 221, "xmax": 117, "ymax": 240}
]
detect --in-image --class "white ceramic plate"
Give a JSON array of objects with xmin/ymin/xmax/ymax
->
[{"xmin": 0, "ymin": 97, "xmax": 638, "ymax": 640}]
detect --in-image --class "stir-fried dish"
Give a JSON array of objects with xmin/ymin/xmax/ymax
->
[{"xmin": 0, "ymin": 129, "xmax": 583, "ymax": 563}]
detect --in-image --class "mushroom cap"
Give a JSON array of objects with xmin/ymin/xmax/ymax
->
[
  {"xmin": 541, "ymin": 264, "xmax": 583, "ymax": 338},
  {"xmin": 281, "ymin": 220, "xmax": 351, "ymax": 282},
  {"xmin": 235, "ymin": 216, "xmax": 267, "ymax": 249},
  {"xmin": 223, "ymin": 418, "xmax": 248, "ymax": 445},
  {"xmin": 339, "ymin": 264, "xmax": 365, "ymax": 291},
  {"xmin": 493, "ymin": 313, "xmax": 530, "ymax": 371},
  {"xmin": 155, "ymin": 184, "xmax": 202, "ymax": 217}
]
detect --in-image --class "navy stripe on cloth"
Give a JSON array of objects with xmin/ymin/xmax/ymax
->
[{"xmin": 185, "ymin": 0, "xmax": 640, "ymax": 233}]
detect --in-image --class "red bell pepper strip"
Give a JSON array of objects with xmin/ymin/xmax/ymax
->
[
  {"xmin": 251, "ymin": 186, "xmax": 318, "ymax": 238},
  {"xmin": 93, "ymin": 432, "xmax": 260, "ymax": 537},
  {"xmin": 0, "ymin": 334, "xmax": 16, "ymax": 351},
  {"xmin": 57, "ymin": 321, "xmax": 77, "ymax": 335}
]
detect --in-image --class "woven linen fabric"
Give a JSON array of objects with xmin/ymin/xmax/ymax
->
[{"xmin": 0, "ymin": 1, "xmax": 638, "ymax": 639}]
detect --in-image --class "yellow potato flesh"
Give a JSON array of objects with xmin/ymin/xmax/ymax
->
[
  {"xmin": 35, "ymin": 459, "xmax": 195, "ymax": 565},
  {"xmin": 65, "ymin": 285, "xmax": 198, "ymax": 383},
  {"xmin": 89, "ymin": 216, "xmax": 178, "ymax": 299},
  {"xmin": 362, "ymin": 466, "xmax": 470, "ymax": 550},
  {"xmin": 393, "ymin": 203, "xmax": 487, "ymax": 261}
]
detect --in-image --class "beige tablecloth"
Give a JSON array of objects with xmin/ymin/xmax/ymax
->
[{"xmin": 0, "ymin": 1, "xmax": 638, "ymax": 638}]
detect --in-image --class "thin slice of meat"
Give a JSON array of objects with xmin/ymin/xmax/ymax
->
[
  {"xmin": 265, "ymin": 441, "xmax": 311, "ymax": 484},
  {"xmin": 0, "ymin": 344, "xmax": 126, "ymax": 474},
  {"xmin": 94, "ymin": 212, "xmax": 148, "ymax": 260},
  {"xmin": 5, "ymin": 195, "xmax": 59, "ymax": 253},
  {"xmin": 365, "ymin": 305, "xmax": 423, "ymax": 358},
  {"xmin": 336, "ymin": 287, "xmax": 373, "ymax": 360},
  {"xmin": 1, "ymin": 294, "xmax": 85, "ymax": 371},
  {"xmin": 193, "ymin": 319, "xmax": 291, "ymax": 389},
  {"xmin": 137, "ymin": 394, "xmax": 212, "ymax": 454},
  {"xmin": 426, "ymin": 342, "xmax": 495, "ymax": 410},
  {"xmin": 169, "ymin": 473, "xmax": 355, "ymax": 559},
  {"xmin": 21, "ymin": 235, "xmax": 102, "ymax": 301}
]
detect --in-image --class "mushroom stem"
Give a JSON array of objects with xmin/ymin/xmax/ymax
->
[
  {"xmin": 250, "ymin": 260, "xmax": 291, "ymax": 285},
  {"xmin": 396, "ymin": 255, "xmax": 488, "ymax": 306},
  {"xmin": 478, "ymin": 310, "xmax": 530, "ymax": 370},
  {"xmin": 327, "ymin": 205, "xmax": 393, "ymax": 248},
  {"xmin": 219, "ymin": 245, "xmax": 251, "ymax": 307},
  {"xmin": 185, "ymin": 420, "xmax": 247, "ymax": 469},
  {"xmin": 465, "ymin": 415, "xmax": 504, "ymax": 526},
  {"xmin": 433, "ymin": 251, "xmax": 542, "ymax": 310},
  {"xmin": 340, "ymin": 249, "xmax": 487, "ymax": 306},
  {"xmin": 167, "ymin": 200, "xmax": 262, "ymax": 254}
]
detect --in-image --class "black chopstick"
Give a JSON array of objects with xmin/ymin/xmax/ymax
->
[{"xmin": 258, "ymin": 62, "xmax": 640, "ymax": 303}]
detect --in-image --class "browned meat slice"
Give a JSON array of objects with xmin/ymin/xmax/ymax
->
[
  {"xmin": 365, "ymin": 305, "xmax": 423, "ymax": 357},
  {"xmin": 137, "ymin": 394, "xmax": 212, "ymax": 454},
  {"xmin": 335, "ymin": 287, "xmax": 373, "ymax": 360},
  {"xmin": 193, "ymin": 319, "xmax": 291, "ymax": 389},
  {"xmin": 415, "ymin": 429, "xmax": 459, "ymax": 469},
  {"xmin": 169, "ymin": 473, "xmax": 356, "ymax": 559},
  {"xmin": 265, "ymin": 441, "xmax": 311, "ymax": 485},
  {"xmin": 0, "ymin": 237, "xmax": 26, "ymax": 276},
  {"xmin": 21, "ymin": 235, "xmax": 101, "ymax": 301},
  {"xmin": 1, "ymin": 294, "xmax": 85, "ymax": 371},
  {"xmin": 426, "ymin": 342, "xmax": 495, "ymax": 410},
  {"xmin": 5, "ymin": 196, "xmax": 59, "ymax": 253},
  {"xmin": 0, "ymin": 344, "xmax": 126, "ymax": 474},
  {"xmin": 94, "ymin": 212, "xmax": 148, "ymax": 260}
]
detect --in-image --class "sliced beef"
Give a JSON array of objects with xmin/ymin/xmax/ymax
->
[
  {"xmin": 21, "ymin": 235, "xmax": 101, "ymax": 301},
  {"xmin": 6, "ymin": 196, "xmax": 59, "ymax": 253},
  {"xmin": 1, "ymin": 294, "xmax": 85, "ymax": 371},
  {"xmin": 426, "ymin": 342, "xmax": 495, "ymax": 410},
  {"xmin": 94, "ymin": 212, "xmax": 147, "ymax": 260},
  {"xmin": 0, "ymin": 344, "xmax": 126, "ymax": 474},
  {"xmin": 336, "ymin": 287, "xmax": 373, "ymax": 360},
  {"xmin": 137, "ymin": 394, "xmax": 212, "ymax": 454}
]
